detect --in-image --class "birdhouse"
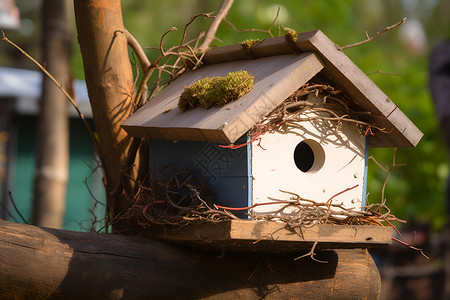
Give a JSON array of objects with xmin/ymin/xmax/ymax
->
[{"xmin": 122, "ymin": 30, "xmax": 422, "ymax": 219}]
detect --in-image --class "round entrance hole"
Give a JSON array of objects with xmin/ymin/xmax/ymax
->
[{"xmin": 293, "ymin": 140, "xmax": 325, "ymax": 173}]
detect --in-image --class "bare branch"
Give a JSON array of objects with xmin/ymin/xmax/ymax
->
[
  {"xmin": 124, "ymin": 29, "xmax": 150, "ymax": 70},
  {"xmin": 124, "ymin": 29, "xmax": 150, "ymax": 107},
  {"xmin": 392, "ymin": 235, "xmax": 429, "ymax": 259},
  {"xmin": 8, "ymin": 191, "xmax": 27, "ymax": 224},
  {"xmin": 179, "ymin": 13, "xmax": 212, "ymax": 51},
  {"xmin": 367, "ymin": 70, "xmax": 401, "ymax": 77},
  {"xmin": 294, "ymin": 241, "xmax": 328, "ymax": 263},
  {"xmin": 198, "ymin": 0, "xmax": 234, "ymax": 52},
  {"xmin": 160, "ymin": 27, "xmax": 178, "ymax": 56},
  {"xmin": 1, "ymin": 30, "xmax": 99, "ymax": 154},
  {"xmin": 267, "ymin": 6, "xmax": 280, "ymax": 37},
  {"xmin": 339, "ymin": 17, "xmax": 406, "ymax": 50}
]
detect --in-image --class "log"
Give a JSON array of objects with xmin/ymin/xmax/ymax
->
[{"xmin": 0, "ymin": 220, "xmax": 381, "ymax": 299}]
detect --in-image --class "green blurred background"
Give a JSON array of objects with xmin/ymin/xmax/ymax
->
[{"xmin": 2, "ymin": 0, "xmax": 449, "ymax": 231}]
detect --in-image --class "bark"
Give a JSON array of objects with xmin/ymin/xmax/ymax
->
[
  {"xmin": 32, "ymin": 0, "xmax": 72, "ymax": 228},
  {"xmin": 73, "ymin": 0, "xmax": 142, "ymax": 229},
  {"xmin": 0, "ymin": 220, "xmax": 381, "ymax": 299}
]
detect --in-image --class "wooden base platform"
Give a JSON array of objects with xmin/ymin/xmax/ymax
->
[{"xmin": 144, "ymin": 219, "xmax": 392, "ymax": 252}]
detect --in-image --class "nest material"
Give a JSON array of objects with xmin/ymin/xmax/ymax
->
[
  {"xmin": 257, "ymin": 82, "xmax": 379, "ymax": 137},
  {"xmin": 125, "ymin": 171, "xmax": 238, "ymax": 229},
  {"xmin": 126, "ymin": 81, "xmax": 398, "ymax": 231}
]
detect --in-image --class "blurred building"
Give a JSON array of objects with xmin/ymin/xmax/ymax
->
[
  {"xmin": 0, "ymin": 66, "xmax": 105, "ymax": 231},
  {"xmin": 0, "ymin": 0, "xmax": 20, "ymax": 30}
]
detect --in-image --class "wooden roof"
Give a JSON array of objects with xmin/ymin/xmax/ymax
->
[{"xmin": 122, "ymin": 30, "xmax": 423, "ymax": 147}]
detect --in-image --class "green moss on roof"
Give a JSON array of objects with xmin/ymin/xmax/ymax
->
[
  {"xmin": 240, "ymin": 39, "xmax": 262, "ymax": 49},
  {"xmin": 285, "ymin": 30, "xmax": 298, "ymax": 41},
  {"xmin": 178, "ymin": 70, "xmax": 254, "ymax": 112}
]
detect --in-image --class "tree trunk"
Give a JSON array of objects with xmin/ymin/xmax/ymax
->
[
  {"xmin": 0, "ymin": 220, "xmax": 381, "ymax": 299},
  {"xmin": 73, "ymin": 0, "xmax": 142, "ymax": 230},
  {"xmin": 32, "ymin": 0, "xmax": 72, "ymax": 228}
]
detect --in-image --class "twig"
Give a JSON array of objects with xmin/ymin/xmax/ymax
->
[
  {"xmin": 215, "ymin": 200, "xmax": 297, "ymax": 211},
  {"xmin": 369, "ymin": 155, "xmax": 389, "ymax": 173},
  {"xmin": 294, "ymin": 241, "xmax": 327, "ymax": 263},
  {"xmin": 8, "ymin": 191, "xmax": 27, "ymax": 224},
  {"xmin": 1, "ymin": 31, "xmax": 100, "ymax": 155},
  {"xmin": 375, "ymin": 148, "xmax": 405, "ymax": 205},
  {"xmin": 123, "ymin": 29, "xmax": 150, "ymax": 107},
  {"xmin": 223, "ymin": 6, "xmax": 281, "ymax": 38},
  {"xmin": 392, "ymin": 235, "xmax": 429, "ymax": 259},
  {"xmin": 133, "ymin": 26, "xmax": 178, "ymax": 107},
  {"xmin": 267, "ymin": 7, "xmax": 281, "ymax": 37},
  {"xmin": 0, "ymin": 201, "xmax": 19, "ymax": 223},
  {"xmin": 198, "ymin": 0, "xmax": 234, "ymax": 52},
  {"xmin": 326, "ymin": 184, "xmax": 359, "ymax": 204},
  {"xmin": 339, "ymin": 17, "xmax": 406, "ymax": 50},
  {"xmin": 367, "ymin": 70, "xmax": 401, "ymax": 77},
  {"xmin": 247, "ymin": 259, "xmax": 261, "ymax": 280},
  {"xmin": 124, "ymin": 29, "xmax": 150, "ymax": 70},
  {"xmin": 134, "ymin": 14, "xmax": 212, "ymax": 106},
  {"xmin": 179, "ymin": 13, "xmax": 212, "ymax": 51},
  {"xmin": 160, "ymin": 27, "xmax": 178, "ymax": 56}
]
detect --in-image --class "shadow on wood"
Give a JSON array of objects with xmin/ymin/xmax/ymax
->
[{"xmin": 0, "ymin": 220, "xmax": 381, "ymax": 299}]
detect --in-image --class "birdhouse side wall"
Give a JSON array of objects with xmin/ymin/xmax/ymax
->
[{"xmin": 149, "ymin": 137, "xmax": 251, "ymax": 213}]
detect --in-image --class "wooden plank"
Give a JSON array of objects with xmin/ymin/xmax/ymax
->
[
  {"xmin": 294, "ymin": 30, "xmax": 423, "ymax": 147},
  {"xmin": 202, "ymin": 37, "xmax": 292, "ymax": 64},
  {"xmin": 200, "ymin": 31, "xmax": 423, "ymax": 148},
  {"xmin": 145, "ymin": 220, "xmax": 392, "ymax": 252},
  {"xmin": 122, "ymin": 52, "xmax": 324, "ymax": 144}
]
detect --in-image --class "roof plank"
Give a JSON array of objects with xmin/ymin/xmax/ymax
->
[
  {"xmin": 122, "ymin": 30, "xmax": 423, "ymax": 147},
  {"xmin": 122, "ymin": 52, "xmax": 324, "ymax": 144},
  {"xmin": 200, "ymin": 30, "xmax": 423, "ymax": 147},
  {"xmin": 294, "ymin": 30, "xmax": 423, "ymax": 147}
]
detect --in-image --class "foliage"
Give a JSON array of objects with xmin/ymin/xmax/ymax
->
[{"xmin": 178, "ymin": 70, "xmax": 254, "ymax": 111}]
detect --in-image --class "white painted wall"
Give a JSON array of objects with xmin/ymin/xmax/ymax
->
[{"xmin": 251, "ymin": 109, "xmax": 366, "ymax": 215}]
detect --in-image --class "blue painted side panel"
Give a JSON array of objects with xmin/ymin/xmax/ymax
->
[
  {"xmin": 362, "ymin": 136, "xmax": 369, "ymax": 208},
  {"xmin": 149, "ymin": 136, "xmax": 250, "ymax": 212},
  {"xmin": 247, "ymin": 135, "xmax": 253, "ymax": 209}
]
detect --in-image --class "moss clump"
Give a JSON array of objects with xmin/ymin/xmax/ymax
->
[
  {"xmin": 285, "ymin": 30, "xmax": 298, "ymax": 41},
  {"xmin": 240, "ymin": 39, "xmax": 262, "ymax": 49},
  {"xmin": 178, "ymin": 70, "xmax": 254, "ymax": 112}
]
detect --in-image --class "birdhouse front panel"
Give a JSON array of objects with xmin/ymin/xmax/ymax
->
[{"xmin": 251, "ymin": 109, "xmax": 367, "ymax": 215}]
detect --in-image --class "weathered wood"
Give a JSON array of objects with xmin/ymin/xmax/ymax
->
[
  {"xmin": 201, "ymin": 31, "xmax": 423, "ymax": 148},
  {"xmin": 294, "ymin": 30, "xmax": 423, "ymax": 148},
  {"xmin": 144, "ymin": 220, "xmax": 392, "ymax": 252},
  {"xmin": 122, "ymin": 52, "xmax": 324, "ymax": 144},
  {"xmin": 0, "ymin": 220, "xmax": 381, "ymax": 299}
]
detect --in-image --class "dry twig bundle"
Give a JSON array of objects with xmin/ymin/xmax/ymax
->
[{"xmin": 124, "ymin": 171, "xmax": 237, "ymax": 229}]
